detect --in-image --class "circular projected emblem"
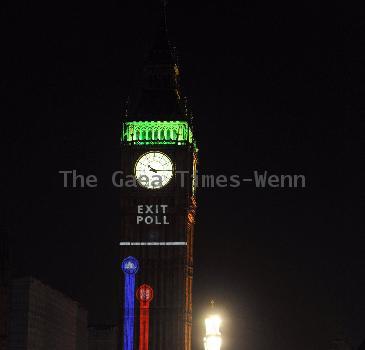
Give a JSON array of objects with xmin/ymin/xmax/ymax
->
[
  {"xmin": 121, "ymin": 256, "xmax": 139, "ymax": 274},
  {"xmin": 136, "ymin": 284, "xmax": 154, "ymax": 303},
  {"xmin": 134, "ymin": 151, "xmax": 173, "ymax": 189}
]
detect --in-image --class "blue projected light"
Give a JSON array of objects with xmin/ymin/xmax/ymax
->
[{"xmin": 122, "ymin": 256, "xmax": 139, "ymax": 350}]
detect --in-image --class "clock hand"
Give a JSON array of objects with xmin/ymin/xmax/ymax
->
[{"xmin": 148, "ymin": 165, "xmax": 157, "ymax": 173}]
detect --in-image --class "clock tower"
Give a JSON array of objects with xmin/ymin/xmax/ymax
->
[{"xmin": 119, "ymin": 9, "xmax": 197, "ymax": 350}]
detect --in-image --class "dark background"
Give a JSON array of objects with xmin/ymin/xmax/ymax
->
[{"xmin": 1, "ymin": 0, "xmax": 364, "ymax": 349}]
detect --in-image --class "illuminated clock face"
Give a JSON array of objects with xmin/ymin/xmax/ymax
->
[{"xmin": 135, "ymin": 151, "xmax": 173, "ymax": 189}]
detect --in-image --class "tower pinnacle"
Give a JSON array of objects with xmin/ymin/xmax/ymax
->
[{"xmin": 126, "ymin": 2, "xmax": 188, "ymax": 122}]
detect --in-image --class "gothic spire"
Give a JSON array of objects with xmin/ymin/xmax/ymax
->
[
  {"xmin": 145, "ymin": 7, "xmax": 175, "ymax": 66},
  {"xmin": 126, "ymin": 2, "xmax": 188, "ymax": 122}
]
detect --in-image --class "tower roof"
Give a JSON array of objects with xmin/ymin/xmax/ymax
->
[
  {"xmin": 146, "ymin": 15, "xmax": 175, "ymax": 66},
  {"xmin": 126, "ymin": 7, "xmax": 188, "ymax": 122}
]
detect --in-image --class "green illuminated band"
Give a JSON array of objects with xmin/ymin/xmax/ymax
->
[{"xmin": 122, "ymin": 121, "xmax": 194, "ymax": 146}]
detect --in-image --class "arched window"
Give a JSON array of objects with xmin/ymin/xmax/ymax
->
[{"xmin": 172, "ymin": 128, "xmax": 178, "ymax": 140}]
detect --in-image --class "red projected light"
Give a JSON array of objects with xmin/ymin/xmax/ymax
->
[{"xmin": 136, "ymin": 284, "xmax": 154, "ymax": 350}]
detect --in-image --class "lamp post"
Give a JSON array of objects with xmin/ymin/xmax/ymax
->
[{"xmin": 204, "ymin": 301, "xmax": 222, "ymax": 350}]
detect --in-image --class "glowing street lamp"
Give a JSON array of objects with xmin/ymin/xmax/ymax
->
[{"xmin": 204, "ymin": 301, "xmax": 222, "ymax": 350}]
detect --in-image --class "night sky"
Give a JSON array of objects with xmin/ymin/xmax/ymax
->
[{"xmin": 1, "ymin": 1, "xmax": 364, "ymax": 349}]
